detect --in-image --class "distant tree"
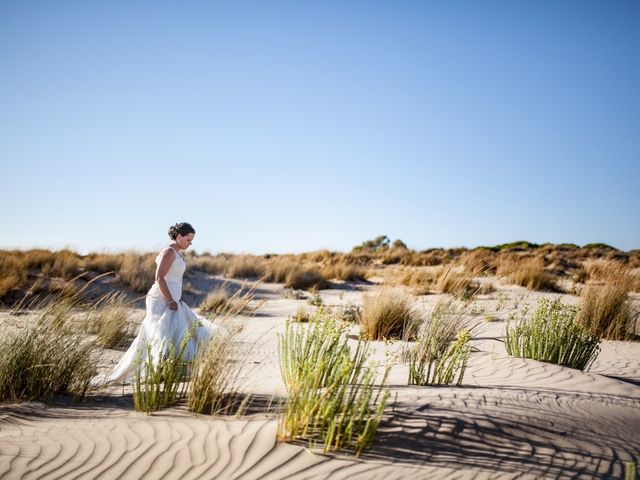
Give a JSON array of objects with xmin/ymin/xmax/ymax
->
[
  {"xmin": 392, "ymin": 239, "xmax": 408, "ymax": 250},
  {"xmin": 352, "ymin": 235, "xmax": 390, "ymax": 252}
]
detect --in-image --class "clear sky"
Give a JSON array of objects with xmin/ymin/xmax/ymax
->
[{"xmin": 1, "ymin": 1, "xmax": 639, "ymax": 254}]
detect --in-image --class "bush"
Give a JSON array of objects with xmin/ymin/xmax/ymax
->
[
  {"xmin": 505, "ymin": 299, "xmax": 600, "ymax": 370},
  {"xmin": 277, "ymin": 312, "xmax": 389, "ymax": 456},
  {"xmin": 361, "ymin": 288, "xmax": 421, "ymax": 340}
]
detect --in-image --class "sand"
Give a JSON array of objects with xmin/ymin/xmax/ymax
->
[{"xmin": 1, "ymin": 278, "xmax": 639, "ymax": 479}]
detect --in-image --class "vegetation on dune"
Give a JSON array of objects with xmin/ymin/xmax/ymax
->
[
  {"xmin": 133, "ymin": 334, "xmax": 192, "ymax": 413},
  {"xmin": 505, "ymin": 299, "xmax": 601, "ymax": 370},
  {"xmin": 278, "ymin": 311, "xmax": 390, "ymax": 456},
  {"xmin": 360, "ymin": 288, "xmax": 421, "ymax": 341},
  {"xmin": 87, "ymin": 291, "xmax": 134, "ymax": 349},
  {"xmin": 0, "ymin": 294, "xmax": 98, "ymax": 402},
  {"xmin": 408, "ymin": 297, "xmax": 474, "ymax": 386}
]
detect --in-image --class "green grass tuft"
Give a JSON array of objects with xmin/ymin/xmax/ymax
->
[
  {"xmin": 505, "ymin": 299, "xmax": 600, "ymax": 370},
  {"xmin": 278, "ymin": 311, "xmax": 389, "ymax": 456}
]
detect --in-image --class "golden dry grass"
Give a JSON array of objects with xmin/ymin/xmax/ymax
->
[
  {"xmin": 83, "ymin": 253, "xmax": 124, "ymax": 274},
  {"xmin": 225, "ymin": 255, "xmax": 267, "ymax": 279},
  {"xmin": 321, "ymin": 262, "xmax": 367, "ymax": 282},
  {"xmin": 87, "ymin": 291, "xmax": 133, "ymax": 349},
  {"xmin": 188, "ymin": 254, "xmax": 228, "ymax": 275},
  {"xmin": 436, "ymin": 267, "xmax": 475, "ymax": 296},
  {"xmin": 497, "ymin": 255, "xmax": 556, "ymax": 291},
  {"xmin": 118, "ymin": 252, "xmax": 157, "ymax": 293},
  {"xmin": 361, "ymin": 288, "xmax": 421, "ymax": 340},
  {"xmin": 577, "ymin": 262, "xmax": 637, "ymax": 340},
  {"xmin": 0, "ymin": 252, "xmax": 28, "ymax": 299},
  {"xmin": 577, "ymin": 283, "xmax": 635, "ymax": 340},
  {"xmin": 199, "ymin": 285, "xmax": 257, "ymax": 316},
  {"xmin": 392, "ymin": 268, "xmax": 439, "ymax": 295},
  {"xmin": 461, "ymin": 249, "xmax": 497, "ymax": 274},
  {"xmin": 285, "ymin": 265, "xmax": 329, "ymax": 291}
]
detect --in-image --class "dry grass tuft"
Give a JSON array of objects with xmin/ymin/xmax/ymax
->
[
  {"xmin": 285, "ymin": 265, "xmax": 330, "ymax": 291},
  {"xmin": 118, "ymin": 252, "xmax": 156, "ymax": 293},
  {"xmin": 84, "ymin": 253, "xmax": 124, "ymax": 274},
  {"xmin": 321, "ymin": 262, "xmax": 367, "ymax": 282},
  {"xmin": 578, "ymin": 283, "xmax": 636, "ymax": 340},
  {"xmin": 361, "ymin": 288, "xmax": 421, "ymax": 340},
  {"xmin": 41, "ymin": 249, "xmax": 83, "ymax": 279},
  {"xmin": 188, "ymin": 254, "xmax": 228, "ymax": 275},
  {"xmin": 461, "ymin": 249, "xmax": 496, "ymax": 274},
  {"xmin": 436, "ymin": 267, "xmax": 475, "ymax": 296},
  {"xmin": 200, "ymin": 283, "xmax": 258, "ymax": 316},
  {"xmin": 576, "ymin": 261, "xmax": 637, "ymax": 340},
  {"xmin": 393, "ymin": 268, "xmax": 439, "ymax": 295},
  {"xmin": 87, "ymin": 291, "xmax": 133, "ymax": 349},
  {"xmin": 225, "ymin": 255, "xmax": 267, "ymax": 279},
  {"xmin": 187, "ymin": 326, "xmax": 248, "ymax": 415},
  {"xmin": 0, "ymin": 252, "xmax": 28, "ymax": 299},
  {"xmin": 498, "ymin": 256, "xmax": 556, "ymax": 291},
  {"xmin": 266, "ymin": 256, "xmax": 299, "ymax": 283}
]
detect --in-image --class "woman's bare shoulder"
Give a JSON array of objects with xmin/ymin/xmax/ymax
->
[{"xmin": 159, "ymin": 247, "xmax": 177, "ymax": 259}]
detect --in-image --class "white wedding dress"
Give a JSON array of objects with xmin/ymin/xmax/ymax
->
[{"xmin": 91, "ymin": 247, "xmax": 221, "ymax": 387}]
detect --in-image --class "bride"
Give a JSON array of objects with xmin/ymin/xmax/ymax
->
[{"xmin": 91, "ymin": 222, "xmax": 221, "ymax": 387}]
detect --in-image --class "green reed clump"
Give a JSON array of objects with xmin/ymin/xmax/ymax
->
[
  {"xmin": 0, "ymin": 298, "xmax": 97, "ymax": 402},
  {"xmin": 409, "ymin": 328, "xmax": 471, "ymax": 386},
  {"xmin": 278, "ymin": 311, "xmax": 390, "ymax": 456},
  {"xmin": 133, "ymin": 334, "xmax": 192, "ymax": 413},
  {"xmin": 505, "ymin": 298, "xmax": 601, "ymax": 370},
  {"xmin": 408, "ymin": 298, "xmax": 473, "ymax": 386}
]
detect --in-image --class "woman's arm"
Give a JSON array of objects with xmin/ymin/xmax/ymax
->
[{"xmin": 156, "ymin": 248, "xmax": 178, "ymax": 310}]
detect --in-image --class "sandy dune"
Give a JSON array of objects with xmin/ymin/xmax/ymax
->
[{"xmin": 1, "ymin": 279, "xmax": 639, "ymax": 479}]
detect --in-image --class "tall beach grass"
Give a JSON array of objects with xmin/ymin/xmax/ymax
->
[{"xmin": 278, "ymin": 312, "xmax": 390, "ymax": 456}]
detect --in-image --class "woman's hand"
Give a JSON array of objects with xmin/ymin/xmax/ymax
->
[{"xmin": 168, "ymin": 299, "xmax": 179, "ymax": 311}]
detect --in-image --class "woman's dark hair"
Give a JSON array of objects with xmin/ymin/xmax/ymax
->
[{"xmin": 168, "ymin": 222, "xmax": 196, "ymax": 240}]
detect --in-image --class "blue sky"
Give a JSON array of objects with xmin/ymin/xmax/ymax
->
[{"xmin": 1, "ymin": 1, "xmax": 639, "ymax": 254}]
